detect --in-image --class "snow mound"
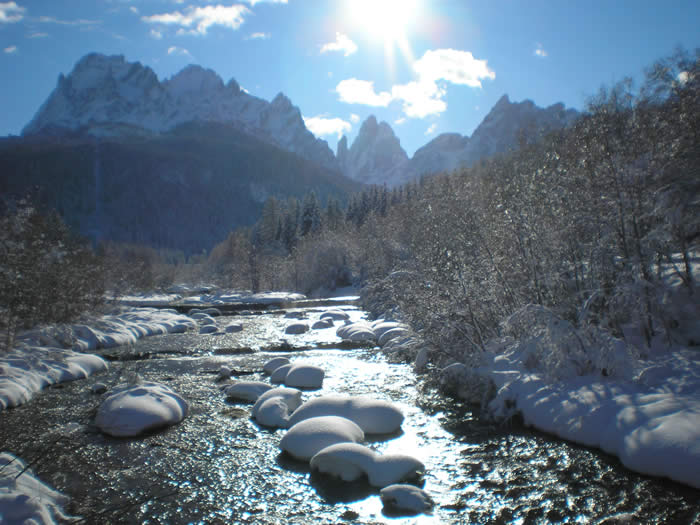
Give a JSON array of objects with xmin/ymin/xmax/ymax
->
[
  {"xmin": 270, "ymin": 364, "xmax": 293, "ymax": 384},
  {"xmin": 223, "ymin": 381, "xmax": 273, "ymax": 402},
  {"xmin": 380, "ymin": 484, "xmax": 434, "ymax": 514},
  {"xmin": 95, "ymin": 382, "xmax": 188, "ymax": 437},
  {"xmin": 199, "ymin": 325, "xmax": 218, "ymax": 334},
  {"xmin": 224, "ymin": 323, "xmax": 243, "ymax": 333},
  {"xmin": 320, "ymin": 309, "xmax": 350, "ymax": 321},
  {"xmin": 378, "ymin": 328, "xmax": 409, "ymax": 347},
  {"xmin": 0, "ymin": 452, "xmax": 74, "ymax": 524},
  {"xmin": 312, "ymin": 319, "xmax": 334, "ymax": 330},
  {"xmin": 285, "ymin": 322, "xmax": 309, "ymax": 335},
  {"xmin": 263, "ymin": 357, "xmax": 290, "ymax": 375},
  {"xmin": 336, "ymin": 322, "xmax": 376, "ymax": 342},
  {"xmin": 280, "ymin": 416, "xmax": 365, "ymax": 461},
  {"xmin": 287, "ymin": 395, "xmax": 404, "ymax": 434},
  {"xmin": 251, "ymin": 387, "xmax": 302, "ymax": 428},
  {"xmin": 270, "ymin": 362, "xmax": 325, "ymax": 389},
  {"xmin": 310, "ymin": 442, "xmax": 424, "ymax": 487}
]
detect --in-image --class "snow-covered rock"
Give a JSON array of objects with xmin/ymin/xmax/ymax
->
[
  {"xmin": 320, "ymin": 309, "xmax": 350, "ymax": 321},
  {"xmin": 380, "ymin": 484, "xmax": 434, "ymax": 514},
  {"xmin": 95, "ymin": 382, "xmax": 188, "ymax": 437},
  {"xmin": 24, "ymin": 53, "xmax": 339, "ymax": 172},
  {"xmin": 270, "ymin": 364, "xmax": 293, "ymax": 384},
  {"xmin": 287, "ymin": 395, "xmax": 404, "ymax": 434},
  {"xmin": 199, "ymin": 324, "xmax": 218, "ymax": 334},
  {"xmin": 283, "ymin": 364, "xmax": 325, "ymax": 389},
  {"xmin": 280, "ymin": 416, "xmax": 364, "ymax": 461},
  {"xmin": 310, "ymin": 443, "xmax": 424, "ymax": 487},
  {"xmin": 0, "ymin": 452, "xmax": 74, "ymax": 524},
  {"xmin": 378, "ymin": 328, "xmax": 409, "ymax": 347},
  {"xmin": 251, "ymin": 387, "xmax": 302, "ymax": 428},
  {"xmin": 312, "ymin": 319, "xmax": 334, "ymax": 330},
  {"xmin": 263, "ymin": 357, "xmax": 290, "ymax": 375},
  {"xmin": 285, "ymin": 322, "xmax": 309, "ymax": 335},
  {"xmin": 223, "ymin": 381, "xmax": 273, "ymax": 402},
  {"xmin": 336, "ymin": 322, "xmax": 376, "ymax": 343},
  {"xmin": 224, "ymin": 323, "xmax": 243, "ymax": 333}
]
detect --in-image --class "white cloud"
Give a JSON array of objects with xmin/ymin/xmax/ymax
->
[
  {"xmin": 142, "ymin": 4, "xmax": 250, "ymax": 35},
  {"xmin": 320, "ymin": 32, "xmax": 357, "ymax": 57},
  {"xmin": 413, "ymin": 48, "xmax": 495, "ymax": 88},
  {"xmin": 425, "ymin": 123, "xmax": 437, "ymax": 135},
  {"xmin": 247, "ymin": 31, "xmax": 269, "ymax": 40},
  {"xmin": 303, "ymin": 115, "xmax": 352, "ymax": 139},
  {"xmin": 167, "ymin": 46, "xmax": 191, "ymax": 57},
  {"xmin": 3, "ymin": 44, "xmax": 17, "ymax": 53},
  {"xmin": 27, "ymin": 31, "xmax": 48, "ymax": 38},
  {"xmin": 244, "ymin": 0, "xmax": 288, "ymax": 4},
  {"xmin": 534, "ymin": 43, "xmax": 548, "ymax": 58},
  {"xmin": 150, "ymin": 28, "xmax": 162, "ymax": 39},
  {"xmin": 394, "ymin": 117, "xmax": 406, "ymax": 125},
  {"xmin": 335, "ymin": 48, "xmax": 494, "ymax": 119},
  {"xmin": 391, "ymin": 79, "xmax": 446, "ymax": 118},
  {"xmin": 0, "ymin": 2, "xmax": 24, "ymax": 23},
  {"xmin": 349, "ymin": 113, "xmax": 360, "ymax": 124},
  {"xmin": 335, "ymin": 78, "xmax": 392, "ymax": 107},
  {"xmin": 38, "ymin": 15, "xmax": 100, "ymax": 26},
  {"xmin": 129, "ymin": 6, "xmax": 139, "ymax": 14}
]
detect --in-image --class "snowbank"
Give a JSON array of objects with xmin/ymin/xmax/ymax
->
[
  {"xmin": 95, "ymin": 382, "xmax": 188, "ymax": 437},
  {"xmin": 115, "ymin": 293, "xmax": 182, "ymax": 306},
  {"xmin": 462, "ymin": 305, "xmax": 700, "ymax": 489},
  {"xmin": 1, "ymin": 307, "xmax": 197, "ymax": 412},
  {"xmin": 380, "ymin": 484, "xmax": 434, "ymax": 514},
  {"xmin": 223, "ymin": 381, "xmax": 272, "ymax": 402},
  {"xmin": 0, "ymin": 452, "xmax": 74, "ymax": 524},
  {"xmin": 182, "ymin": 291, "xmax": 306, "ymax": 305}
]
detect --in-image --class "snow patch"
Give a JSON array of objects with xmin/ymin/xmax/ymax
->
[{"xmin": 280, "ymin": 416, "xmax": 364, "ymax": 461}]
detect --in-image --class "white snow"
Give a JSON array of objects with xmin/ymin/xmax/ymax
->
[
  {"xmin": 95, "ymin": 381, "xmax": 188, "ymax": 437},
  {"xmin": 115, "ymin": 293, "xmax": 182, "ymax": 306},
  {"xmin": 310, "ymin": 442, "xmax": 424, "ymax": 487},
  {"xmin": 285, "ymin": 322, "xmax": 309, "ymax": 335},
  {"xmin": 312, "ymin": 319, "xmax": 334, "ymax": 330},
  {"xmin": 263, "ymin": 357, "xmax": 290, "ymax": 375},
  {"xmin": 280, "ymin": 416, "xmax": 365, "ymax": 461},
  {"xmin": 270, "ymin": 364, "xmax": 293, "ymax": 384},
  {"xmin": 224, "ymin": 323, "xmax": 243, "ymax": 333},
  {"xmin": 380, "ymin": 484, "xmax": 434, "ymax": 514},
  {"xmin": 223, "ymin": 381, "xmax": 272, "ymax": 402},
  {"xmin": 461, "ymin": 304, "xmax": 700, "ymax": 489},
  {"xmin": 251, "ymin": 387, "xmax": 302, "ymax": 428},
  {"xmin": 0, "ymin": 452, "xmax": 74, "ymax": 524},
  {"xmin": 286, "ymin": 395, "xmax": 404, "ymax": 434},
  {"xmin": 199, "ymin": 325, "xmax": 218, "ymax": 334},
  {"xmin": 320, "ymin": 309, "xmax": 350, "ymax": 321},
  {"xmin": 336, "ymin": 322, "xmax": 376, "ymax": 343},
  {"xmin": 283, "ymin": 364, "xmax": 325, "ymax": 389},
  {"xmin": 182, "ymin": 291, "xmax": 306, "ymax": 305}
]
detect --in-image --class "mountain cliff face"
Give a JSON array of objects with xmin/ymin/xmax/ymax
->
[
  {"xmin": 23, "ymin": 53, "xmax": 338, "ymax": 172},
  {"xmin": 339, "ymin": 95, "xmax": 579, "ymax": 186},
  {"xmin": 337, "ymin": 116, "xmax": 408, "ymax": 185}
]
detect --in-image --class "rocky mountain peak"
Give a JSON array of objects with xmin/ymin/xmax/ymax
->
[{"xmin": 164, "ymin": 65, "xmax": 224, "ymax": 97}]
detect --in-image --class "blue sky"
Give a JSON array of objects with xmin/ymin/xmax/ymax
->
[{"xmin": 1, "ymin": 0, "xmax": 698, "ymax": 156}]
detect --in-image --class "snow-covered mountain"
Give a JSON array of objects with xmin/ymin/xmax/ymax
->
[
  {"xmin": 23, "ymin": 53, "xmax": 338, "ymax": 171},
  {"xmin": 337, "ymin": 116, "xmax": 409, "ymax": 185},
  {"xmin": 340, "ymin": 95, "xmax": 579, "ymax": 186},
  {"xmin": 336, "ymin": 116, "xmax": 408, "ymax": 185}
]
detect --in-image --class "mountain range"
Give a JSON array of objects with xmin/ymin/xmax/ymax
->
[
  {"xmin": 1, "ymin": 53, "xmax": 579, "ymax": 252},
  {"xmin": 23, "ymin": 53, "xmax": 579, "ymax": 187}
]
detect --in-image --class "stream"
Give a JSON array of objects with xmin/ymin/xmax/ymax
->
[{"xmin": 0, "ymin": 301, "xmax": 698, "ymax": 524}]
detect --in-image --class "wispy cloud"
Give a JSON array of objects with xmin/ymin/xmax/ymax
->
[
  {"xmin": 320, "ymin": 32, "xmax": 357, "ymax": 57},
  {"xmin": 349, "ymin": 113, "xmax": 360, "ymax": 124},
  {"xmin": 247, "ymin": 31, "xmax": 269, "ymax": 40},
  {"xmin": 336, "ymin": 78, "xmax": 392, "ymax": 107},
  {"xmin": 336, "ymin": 48, "xmax": 495, "ymax": 119},
  {"xmin": 149, "ymin": 28, "xmax": 162, "ymax": 39},
  {"xmin": 534, "ymin": 43, "xmax": 548, "ymax": 58},
  {"xmin": 303, "ymin": 115, "xmax": 352, "ymax": 139},
  {"xmin": 244, "ymin": 0, "xmax": 288, "ymax": 4},
  {"xmin": 4, "ymin": 44, "xmax": 17, "ymax": 53},
  {"xmin": 0, "ymin": 2, "xmax": 24, "ymax": 23},
  {"xmin": 38, "ymin": 15, "xmax": 101, "ymax": 26},
  {"xmin": 27, "ymin": 31, "xmax": 48, "ymax": 38},
  {"xmin": 425, "ymin": 123, "xmax": 437, "ymax": 135},
  {"xmin": 142, "ymin": 4, "xmax": 250, "ymax": 35},
  {"xmin": 394, "ymin": 117, "xmax": 406, "ymax": 125},
  {"xmin": 167, "ymin": 46, "xmax": 191, "ymax": 57},
  {"xmin": 129, "ymin": 6, "xmax": 139, "ymax": 15}
]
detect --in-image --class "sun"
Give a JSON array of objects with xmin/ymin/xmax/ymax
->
[{"xmin": 349, "ymin": 0, "xmax": 420, "ymax": 44}]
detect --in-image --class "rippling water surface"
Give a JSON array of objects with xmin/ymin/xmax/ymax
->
[{"xmin": 0, "ymin": 304, "xmax": 698, "ymax": 524}]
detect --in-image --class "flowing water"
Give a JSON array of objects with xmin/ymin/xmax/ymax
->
[{"xmin": 0, "ymin": 303, "xmax": 698, "ymax": 524}]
